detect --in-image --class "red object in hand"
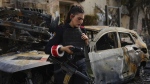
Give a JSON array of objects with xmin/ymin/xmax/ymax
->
[{"xmin": 51, "ymin": 45, "xmax": 64, "ymax": 57}]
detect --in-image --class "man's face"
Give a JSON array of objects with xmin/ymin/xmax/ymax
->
[{"xmin": 70, "ymin": 13, "xmax": 84, "ymax": 28}]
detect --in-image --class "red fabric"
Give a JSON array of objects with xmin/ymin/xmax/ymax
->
[{"xmin": 51, "ymin": 45, "xmax": 59, "ymax": 57}]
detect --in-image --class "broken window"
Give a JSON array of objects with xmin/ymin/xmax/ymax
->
[
  {"xmin": 96, "ymin": 32, "xmax": 118, "ymax": 51},
  {"xmin": 119, "ymin": 33, "xmax": 135, "ymax": 47}
]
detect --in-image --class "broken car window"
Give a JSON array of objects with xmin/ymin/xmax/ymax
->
[
  {"xmin": 119, "ymin": 33, "xmax": 135, "ymax": 47},
  {"xmin": 96, "ymin": 32, "xmax": 118, "ymax": 51}
]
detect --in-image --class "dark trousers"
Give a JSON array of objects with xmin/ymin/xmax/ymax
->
[{"xmin": 54, "ymin": 58, "xmax": 88, "ymax": 84}]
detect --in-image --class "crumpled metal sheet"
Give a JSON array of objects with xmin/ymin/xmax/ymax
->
[
  {"xmin": 89, "ymin": 46, "xmax": 143, "ymax": 84},
  {"xmin": 89, "ymin": 48, "xmax": 125, "ymax": 84}
]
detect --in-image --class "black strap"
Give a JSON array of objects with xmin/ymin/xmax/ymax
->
[{"xmin": 78, "ymin": 27, "xmax": 94, "ymax": 80}]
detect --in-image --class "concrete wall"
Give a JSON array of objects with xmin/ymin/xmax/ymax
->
[
  {"xmin": 47, "ymin": 0, "xmax": 59, "ymax": 17},
  {"xmin": 0, "ymin": 0, "xmax": 2, "ymax": 7},
  {"xmin": 80, "ymin": 0, "xmax": 121, "ymax": 15},
  {"xmin": 137, "ymin": 8, "xmax": 145, "ymax": 35},
  {"xmin": 121, "ymin": 15, "xmax": 130, "ymax": 29},
  {"xmin": 80, "ymin": 0, "xmax": 106, "ymax": 15},
  {"xmin": 1, "ymin": 0, "xmax": 15, "ymax": 7},
  {"xmin": 16, "ymin": 0, "xmax": 49, "ymax": 12},
  {"xmin": 106, "ymin": 0, "xmax": 120, "ymax": 6},
  {"xmin": 12, "ymin": 0, "xmax": 59, "ymax": 17}
]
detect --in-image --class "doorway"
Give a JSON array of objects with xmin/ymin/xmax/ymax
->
[{"xmin": 59, "ymin": 1, "xmax": 72, "ymax": 24}]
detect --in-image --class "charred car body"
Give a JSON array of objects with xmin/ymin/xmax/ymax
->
[
  {"xmin": 0, "ymin": 8, "xmax": 149, "ymax": 84},
  {"xmin": 86, "ymin": 26, "xmax": 149, "ymax": 84}
]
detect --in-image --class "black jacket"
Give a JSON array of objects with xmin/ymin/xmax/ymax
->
[{"xmin": 45, "ymin": 24, "xmax": 86, "ymax": 61}]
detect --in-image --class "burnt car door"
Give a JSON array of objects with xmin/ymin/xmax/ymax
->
[
  {"xmin": 118, "ymin": 32, "xmax": 143, "ymax": 75},
  {"xmin": 89, "ymin": 31, "xmax": 126, "ymax": 84},
  {"xmin": 119, "ymin": 32, "xmax": 142, "ymax": 63}
]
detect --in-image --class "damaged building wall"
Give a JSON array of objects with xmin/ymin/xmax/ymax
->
[
  {"xmin": 80, "ymin": 0, "xmax": 106, "ymax": 15},
  {"xmin": 0, "ymin": 0, "xmax": 121, "ymax": 26},
  {"xmin": 129, "ymin": 7, "xmax": 146, "ymax": 36},
  {"xmin": 90, "ymin": 0, "xmax": 121, "ymax": 26},
  {"xmin": 129, "ymin": 8, "xmax": 139, "ymax": 30},
  {"xmin": 105, "ymin": 0, "xmax": 133, "ymax": 29},
  {"xmin": 0, "ymin": 0, "xmax": 80, "ymax": 26},
  {"xmin": 121, "ymin": 15, "xmax": 130, "ymax": 29},
  {"xmin": 80, "ymin": 0, "xmax": 106, "ymax": 25},
  {"xmin": 0, "ymin": 0, "xmax": 61, "ymax": 17},
  {"xmin": 0, "ymin": 0, "xmax": 2, "ymax": 7},
  {"xmin": 16, "ymin": 0, "xmax": 51, "ymax": 14},
  {"xmin": 59, "ymin": 0, "xmax": 78, "ymax": 24},
  {"xmin": 106, "ymin": 0, "xmax": 121, "ymax": 6},
  {"xmin": 1, "ymin": 0, "xmax": 15, "ymax": 7},
  {"xmin": 0, "ymin": 0, "xmax": 80, "ymax": 22},
  {"xmin": 137, "ymin": 8, "xmax": 145, "ymax": 35},
  {"xmin": 0, "ymin": 0, "xmax": 135, "ymax": 29},
  {"xmin": 121, "ymin": 5, "xmax": 130, "ymax": 29},
  {"xmin": 120, "ymin": 1, "xmax": 149, "ymax": 36},
  {"xmin": 47, "ymin": 0, "xmax": 59, "ymax": 17}
]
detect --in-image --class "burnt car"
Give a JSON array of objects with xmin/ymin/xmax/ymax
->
[{"xmin": 85, "ymin": 26, "xmax": 149, "ymax": 84}]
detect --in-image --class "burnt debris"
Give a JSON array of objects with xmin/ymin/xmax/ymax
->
[{"xmin": 0, "ymin": 7, "xmax": 57, "ymax": 55}]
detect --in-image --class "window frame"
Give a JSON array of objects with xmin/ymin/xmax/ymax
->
[
  {"xmin": 118, "ymin": 32, "xmax": 135, "ymax": 47},
  {"xmin": 95, "ymin": 31, "xmax": 118, "ymax": 51}
]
